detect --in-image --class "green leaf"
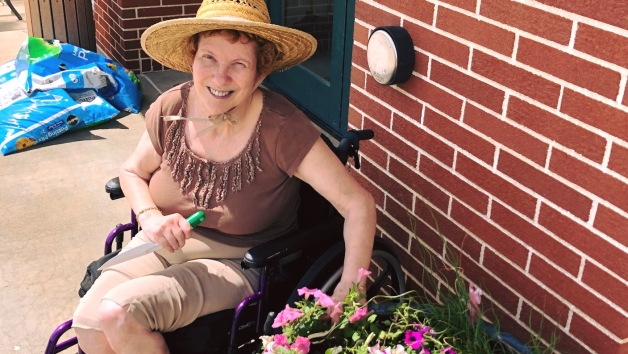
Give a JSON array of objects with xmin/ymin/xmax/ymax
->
[
  {"xmin": 367, "ymin": 314, "xmax": 377, "ymax": 323},
  {"xmin": 351, "ymin": 331, "xmax": 361, "ymax": 342}
]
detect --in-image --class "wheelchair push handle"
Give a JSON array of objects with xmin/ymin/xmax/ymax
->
[
  {"xmin": 352, "ymin": 129, "xmax": 375, "ymax": 140},
  {"xmin": 336, "ymin": 129, "xmax": 374, "ymax": 169}
]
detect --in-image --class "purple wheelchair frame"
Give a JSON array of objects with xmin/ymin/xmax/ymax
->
[
  {"xmin": 45, "ymin": 210, "xmax": 272, "ymax": 354},
  {"xmin": 45, "ymin": 130, "xmax": 376, "ymax": 353},
  {"xmin": 44, "ymin": 211, "xmax": 139, "ymax": 354}
]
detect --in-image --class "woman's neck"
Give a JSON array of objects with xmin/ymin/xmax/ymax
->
[{"xmin": 186, "ymin": 87, "xmax": 262, "ymax": 138}]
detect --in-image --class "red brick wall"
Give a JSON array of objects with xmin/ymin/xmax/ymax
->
[
  {"xmin": 350, "ymin": 1, "xmax": 628, "ymax": 353},
  {"xmin": 92, "ymin": 0, "xmax": 200, "ymax": 73}
]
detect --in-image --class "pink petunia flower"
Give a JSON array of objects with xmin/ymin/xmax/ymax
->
[
  {"xmin": 419, "ymin": 349, "xmax": 432, "ymax": 354},
  {"xmin": 297, "ymin": 287, "xmax": 319, "ymax": 300},
  {"xmin": 330, "ymin": 301, "xmax": 344, "ymax": 323},
  {"xmin": 368, "ymin": 342, "xmax": 407, "ymax": 354},
  {"xmin": 290, "ymin": 336, "xmax": 311, "ymax": 354},
  {"xmin": 272, "ymin": 305, "xmax": 304, "ymax": 328},
  {"xmin": 440, "ymin": 346, "xmax": 456, "ymax": 354},
  {"xmin": 468, "ymin": 284, "xmax": 483, "ymax": 323},
  {"xmin": 404, "ymin": 326, "xmax": 432, "ymax": 350},
  {"xmin": 357, "ymin": 267, "xmax": 372, "ymax": 283},
  {"xmin": 273, "ymin": 334, "xmax": 288, "ymax": 347},
  {"xmin": 368, "ymin": 342, "xmax": 381, "ymax": 354},
  {"xmin": 394, "ymin": 345, "xmax": 407, "ymax": 354},
  {"xmin": 349, "ymin": 306, "xmax": 368, "ymax": 323},
  {"xmin": 316, "ymin": 292, "xmax": 336, "ymax": 307}
]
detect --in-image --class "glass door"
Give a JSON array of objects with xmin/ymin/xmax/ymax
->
[{"xmin": 265, "ymin": 0, "xmax": 354, "ymax": 136}]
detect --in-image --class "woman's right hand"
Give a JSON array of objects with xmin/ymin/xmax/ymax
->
[{"xmin": 137, "ymin": 211, "xmax": 192, "ymax": 253}]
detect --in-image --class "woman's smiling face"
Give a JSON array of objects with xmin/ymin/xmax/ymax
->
[{"xmin": 192, "ymin": 31, "xmax": 260, "ymax": 116}]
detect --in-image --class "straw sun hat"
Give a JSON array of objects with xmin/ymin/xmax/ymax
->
[{"xmin": 141, "ymin": 0, "xmax": 318, "ymax": 73}]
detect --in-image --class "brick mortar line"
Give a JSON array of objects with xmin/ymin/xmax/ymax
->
[
  {"xmin": 374, "ymin": 206, "xmax": 603, "ymax": 350},
  {"xmin": 491, "ymin": 146, "xmax": 499, "ymax": 172},
  {"xmin": 478, "ymin": 243, "xmax": 485, "ymax": 265},
  {"xmin": 556, "ymin": 86, "xmax": 565, "ymax": 111},
  {"xmin": 354, "ymin": 104, "xmax": 628, "ymax": 285},
  {"xmin": 533, "ymin": 199, "xmax": 542, "ymax": 224},
  {"xmin": 617, "ymin": 74, "xmax": 627, "ymax": 103},
  {"xmin": 568, "ymin": 21, "xmax": 578, "ymax": 49},
  {"xmin": 516, "ymin": 298, "xmax": 523, "ymax": 319},
  {"xmin": 352, "ymin": 85, "xmax": 628, "ymax": 221},
  {"xmin": 565, "ymin": 307, "xmax": 574, "ymax": 332},
  {"xmin": 577, "ymin": 257, "xmax": 587, "ymax": 281},
  {"xmin": 364, "ymin": 0, "xmax": 628, "ymax": 76},
  {"xmin": 543, "ymin": 146, "xmax": 552, "ymax": 171},
  {"xmin": 602, "ymin": 141, "xmax": 613, "ymax": 170},
  {"xmin": 372, "ymin": 180, "xmax": 626, "ymax": 343},
  {"xmin": 511, "ymin": 33, "xmax": 519, "ymax": 61},
  {"xmin": 500, "ymin": 93, "xmax": 509, "ymax": 118},
  {"xmin": 524, "ymin": 249, "xmax": 533, "ymax": 272}
]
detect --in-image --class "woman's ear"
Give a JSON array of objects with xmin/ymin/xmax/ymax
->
[{"xmin": 188, "ymin": 52, "xmax": 196, "ymax": 73}]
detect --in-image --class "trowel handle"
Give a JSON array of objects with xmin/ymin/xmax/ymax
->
[{"xmin": 187, "ymin": 211, "xmax": 205, "ymax": 228}]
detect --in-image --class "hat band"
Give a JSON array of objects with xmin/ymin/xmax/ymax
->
[{"xmin": 200, "ymin": 15, "xmax": 266, "ymax": 25}]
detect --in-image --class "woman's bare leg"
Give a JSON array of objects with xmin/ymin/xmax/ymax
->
[
  {"xmin": 98, "ymin": 299, "xmax": 169, "ymax": 354},
  {"xmin": 75, "ymin": 328, "xmax": 116, "ymax": 354}
]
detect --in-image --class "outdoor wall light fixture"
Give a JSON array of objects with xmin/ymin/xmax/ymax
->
[{"xmin": 366, "ymin": 26, "xmax": 415, "ymax": 86}]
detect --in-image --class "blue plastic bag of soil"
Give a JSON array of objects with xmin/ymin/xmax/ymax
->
[
  {"xmin": 0, "ymin": 60, "xmax": 28, "ymax": 107},
  {"xmin": 0, "ymin": 88, "xmax": 119, "ymax": 155},
  {"xmin": 15, "ymin": 37, "xmax": 142, "ymax": 113}
]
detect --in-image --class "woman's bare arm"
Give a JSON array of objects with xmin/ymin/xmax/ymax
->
[
  {"xmin": 119, "ymin": 131, "xmax": 191, "ymax": 251},
  {"xmin": 294, "ymin": 138, "xmax": 376, "ymax": 302}
]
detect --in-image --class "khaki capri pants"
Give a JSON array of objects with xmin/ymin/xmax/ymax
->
[{"xmin": 72, "ymin": 231, "xmax": 260, "ymax": 332}]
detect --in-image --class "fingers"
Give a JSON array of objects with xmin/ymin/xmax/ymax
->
[
  {"xmin": 164, "ymin": 228, "xmax": 186, "ymax": 252},
  {"xmin": 178, "ymin": 217, "xmax": 193, "ymax": 240},
  {"xmin": 143, "ymin": 214, "xmax": 190, "ymax": 253},
  {"xmin": 156, "ymin": 236, "xmax": 174, "ymax": 253}
]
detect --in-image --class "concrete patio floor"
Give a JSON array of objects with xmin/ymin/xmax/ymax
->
[
  {"xmin": 0, "ymin": 11, "xmax": 193, "ymax": 350},
  {"xmin": 0, "ymin": 0, "xmax": 27, "ymax": 64}
]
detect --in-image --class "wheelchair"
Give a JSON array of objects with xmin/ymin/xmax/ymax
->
[{"xmin": 45, "ymin": 129, "xmax": 407, "ymax": 354}]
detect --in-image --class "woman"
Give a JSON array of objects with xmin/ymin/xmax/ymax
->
[{"xmin": 72, "ymin": 0, "xmax": 376, "ymax": 353}]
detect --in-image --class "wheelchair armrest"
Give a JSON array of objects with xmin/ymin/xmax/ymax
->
[
  {"xmin": 105, "ymin": 177, "xmax": 125, "ymax": 200},
  {"xmin": 242, "ymin": 216, "xmax": 344, "ymax": 269}
]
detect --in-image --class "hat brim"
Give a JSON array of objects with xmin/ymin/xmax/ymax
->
[{"xmin": 141, "ymin": 18, "xmax": 318, "ymax": 73}]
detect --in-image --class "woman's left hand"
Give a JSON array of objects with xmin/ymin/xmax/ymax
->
[{"xmin": 331, "ymin": 280, "xmax": 353, "ymax": 304}]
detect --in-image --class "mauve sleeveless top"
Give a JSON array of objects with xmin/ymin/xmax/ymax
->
[{"xmin": 145, "ymin": 82, "xmax": 320, "ymax": 248}]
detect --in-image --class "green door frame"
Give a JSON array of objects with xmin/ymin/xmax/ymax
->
[{"xmin": 264, "ymin": 0, "xmax": 355, "ymax": 138}]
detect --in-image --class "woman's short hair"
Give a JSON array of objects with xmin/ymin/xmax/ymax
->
[{"xmin": 186, "ymin": 29, "xmax": 279, "ymax": 77}]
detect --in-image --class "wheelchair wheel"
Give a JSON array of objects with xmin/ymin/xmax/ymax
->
[{"xmin": 286, "ymin": 239, "xmax": 406, "ymax": 306}]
